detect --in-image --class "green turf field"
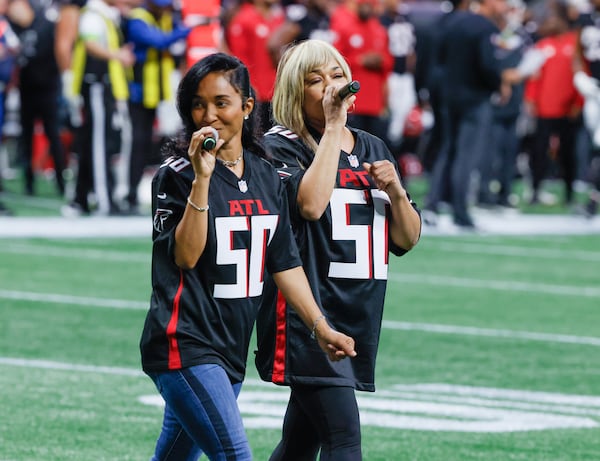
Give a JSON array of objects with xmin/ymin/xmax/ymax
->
[{"xmin": 1, "ymin": 229, "xmax": 599, "ymax": 461}]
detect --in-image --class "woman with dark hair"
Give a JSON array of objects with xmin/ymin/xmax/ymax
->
[{"xmin": 140, "ymin": 52, "xmax": 356, "ymax": 461}]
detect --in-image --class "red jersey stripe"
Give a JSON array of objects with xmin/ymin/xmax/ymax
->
[
  {"xmin": 166, "ymin": 270, "xmax": 184, "ymax": 369},
  {"xmin": 271, "ymin": 290, "xmax": 287, "ymax": 382}
]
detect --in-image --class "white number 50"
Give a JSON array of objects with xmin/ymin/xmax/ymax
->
[
  {"xmin": 328, "ymin": 189, "xmax": 390, "ymax": 280},
  {"xmin": 213, "ymin": 215, "xmax": 279, "ymax": 298}
]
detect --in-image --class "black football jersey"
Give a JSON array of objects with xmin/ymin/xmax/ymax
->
[
  {"xmin": 140, "ymin": 151, "xmax": 302, "ymax": 383},
  {"xmin": 255, "ymin": 126, "xmax": 419, "ymax": 391},
  {"xmin": 578, "ymin": 13, "xmax": 600, "ymax": 79}
]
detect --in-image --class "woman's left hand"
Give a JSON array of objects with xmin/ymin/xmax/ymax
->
[{"xmin": 363, "ymin": 160, "xmax": 406, "ymax": 200}]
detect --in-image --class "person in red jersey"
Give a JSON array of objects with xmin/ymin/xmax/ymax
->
[
  {"xmin": 332, "ymin": 0, "xmax": 393, "ymax": 143},
  {"xmin": 256, "ymin": 39, "xmax": 421, "ymax": 461},
  {"xmin": 226, "ymin": 0, "xmax": 284, "ymax": 135},
  {"xmin": 524, "ymin": 3, "xmax": 582, "ymax": 206},
  {"xmin": 140, "ymin": 52, "xmax": 356, "ymax": 461}
]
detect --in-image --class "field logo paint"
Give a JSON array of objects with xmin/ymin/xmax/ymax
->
[{"xmin": 139, "ymin": 381, "xmax": 600, "ymax": 432}]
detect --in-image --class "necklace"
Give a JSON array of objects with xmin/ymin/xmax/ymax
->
[{"xmin": 217, "ymin": 154, "xmax": 243, "ymax": 168}]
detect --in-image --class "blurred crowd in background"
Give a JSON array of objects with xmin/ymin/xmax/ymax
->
[{"xmin": 0, "ymin": 0, "xmax": 599, "ymax": 227}]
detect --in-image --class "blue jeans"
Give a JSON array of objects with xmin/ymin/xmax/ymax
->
[{"xmin": 149, "ymin": 364, "xmax": 252, "ymax": 461}]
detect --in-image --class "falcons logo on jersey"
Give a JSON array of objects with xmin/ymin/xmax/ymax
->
[{"xmin": 153, "ymin": 208, "xmax": 173, "ymax": 233}]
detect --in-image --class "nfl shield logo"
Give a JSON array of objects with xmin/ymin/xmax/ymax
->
[
  {"xmin": 238, "ymin": 180, "xmax": 248, "ymax": 193},
  {"xmin": 348, "ymin": 154, "xmax": 359, "ymax": 168}
]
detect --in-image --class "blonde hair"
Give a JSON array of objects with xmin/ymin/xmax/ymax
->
[{"xmin": 271, "ymin": 39, "xmax": 352, "ymax": 152}]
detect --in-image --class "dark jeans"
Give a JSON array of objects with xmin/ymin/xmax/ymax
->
[
  {"xmin": 484, "ymin": 116, "xmax": 519, "ymax": 204},
  {"xmin": 149, "ymin": 364, "xmax": 249, "ymax": 461},
  {"xmin": 427, "ymin": 100, "xmax": 493, "ymax": 225}
]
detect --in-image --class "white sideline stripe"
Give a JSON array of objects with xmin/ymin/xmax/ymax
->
[
  {"xmin": 389, "ymin": 273, "xmax": 600, "ymax": 298},
  {"xmin": 383, "ymin": 321, "xmax": 600, "ymax": 347},
  {"xmin": 0, "ymin": 289, "xmax": 148, "ymax": 310},
  {"xmin": 429, "ymin": 242, "xmax": 600, "ymax": 262},
  {"xmin": 2, "ymin": 287, "xmax": 598, "ymax": 347},
  {"xmin": 0, "ymin": 244, "xmax": 150, "ymax": 262},
  {"xmin": 1, "ymin": 213, "xmax": 599, "ymax": 239},
  {"xmin": 0, "ymin": 357, "xmax": 144, "ymax": 377}
]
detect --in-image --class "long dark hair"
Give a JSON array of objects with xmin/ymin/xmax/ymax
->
[{"xmin": 162, "ymin": 52, "xmax": 267, "ymax": 159}]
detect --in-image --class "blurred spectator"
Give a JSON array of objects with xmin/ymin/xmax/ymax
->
[
  {"xmin": 62, "ymin": 0, "xmax": 134, "ymax": 216},
  {"xmin": 424, "ymin": 0, "xmax": 521, "ymax": 228},
  {"xmin": 121, "ymin": 0, "xmax": 191, "ymax": 215},
  {"xmin": 226, "ymin": 0, "xmax": 284, "ymax": 135},
  {"xmin": 55, "ymin": 0, "xmax": 87, "ymax": 130},
  {"xmin": 379, "ymin": 0, "xmax": 417, "ymax": 155},
  {"xmin": 8, "ymin": 0, "xmax": 66, "ymax": 198},
  {"xmin": 480, "ymin": 0, "xmax": 534, "ymax": 207},
  {"xmin": 333, "ymin": 0, "xmax": 392, "ymax": 142},
  {"xmin": 267, "ymin": 0, "xmax": 336, "ymax": 64},
  {"xmin": 0, "ymin": 0, "xmax": 18, "ymax": 215},
  {"xmin": 573, "ymin": 0, "xmax": 600, "ymax": 217},
  {"xmin": 55, "ymin": 0, "xmax": 86, "ymax": 75},
  {"xmin": 419, "ymin": 0, "xmax": 468, "ymax": 185},
  {"xmin": 524, "ymin": 2, "xmax": 582, "ymax": 206}
]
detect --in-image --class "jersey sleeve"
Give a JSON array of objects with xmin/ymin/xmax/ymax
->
[
  {"xmin": 263, "ymin": 127, "xmax": 310, "ymax": 221},
  {"xmin": 151, "ymin": 161, "xmax": 190, "ymax": 263},
  {"xmin": 262, "ymin": 161, "xmax": 303, "ymax": 275}
]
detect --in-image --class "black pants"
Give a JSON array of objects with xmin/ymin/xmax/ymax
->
[
  {"xmin": 531, "ymin": 116, "xmax": 579, "ymax": 204},
  {"xmin": 126, "ymin": 102, "xmax": 155, "ymax": 207},
  {"xmin": 270, "ymin": 385, "xmax": 362, "ymax": 461},
  {"xmin": 19, "ymin": 84, "xmax": 65, "ymax": 196},
  {"xmin": 73, "ymin": 80, "xmax": 120, "ymax": 214}
]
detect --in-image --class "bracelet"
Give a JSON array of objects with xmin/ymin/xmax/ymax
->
[
  {"xmin": 310, "ymin": 314, "xmax": 326, "ymax": 340},
  {"xmin": 187, "ymin": 197, "xmax": 209, "ymax": 212}
]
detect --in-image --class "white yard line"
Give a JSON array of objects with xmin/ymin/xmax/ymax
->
[
  {"xmin": 425, "ymin": 242, "xmax": 600, "ymax": 262},
  {"xmin": 1, "ymin": 289, "xmax": 598, "ymax": 346},
  {"xmin": 383, "ymin": 321, "xmax": 600, "ymax": 347},
  {"xmin": 389, "ymin": 273, "xmax": 600, "ymax": 298},
  {"xmin": 0, "ymin": 213, "xmax": 599, "ymax": 238},
  {"xmin": 0, "ymin": 289, "xmax": 148, "ymax": 310},
  {"xmin": 0, "ymin": 357, "xmax": 143, "ymax": 376},
  {"xmin": 0, "ymin": 243, "xmax": 150, "ymax": 262}
]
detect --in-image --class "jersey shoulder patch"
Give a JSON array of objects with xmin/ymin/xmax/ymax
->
[
  {"xmin": 160, "ymin": 156, "xmax": 191, "ymax": 173},
  {"xmin": 265, "ymin": 125, "xmax": 299, "ymax": 140}
]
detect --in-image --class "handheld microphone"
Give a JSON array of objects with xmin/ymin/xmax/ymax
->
[
  {"xmin": 338, "ymin": 80, "xmax": 360, "ymax": 100},
  {"xmin": 202, "ymin": 127, "xmax": 219, "ymax": 150}
]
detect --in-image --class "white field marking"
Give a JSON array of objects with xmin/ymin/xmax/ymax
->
[
  {"xmin": 390, "ymin": 384, "xmax": 600, "ymax": 408},
  {"xmin": 382, "ymin": 321, "xmax": 600, "ymax": 347},
  {"xmin": 424, "ymin": 241, "xmax": 600, "ymax": 262},
  {"xmin": 0, "ymin": 216, "xmax": 150, "ymax": 238},
  {"xmin": 0, "ymin": 243, "xmax": 150, "ymax": 263},
  {"xmin": 140, "ymin": 382, "xmax": 600, "ymax": 433},
  {"xmin": 0, "ymin": 357, "xmax": 144, "ymax": 377},
  {"xmin": 0, "ymin": 289, "xmax": 148, "ymax": 310},
  {"xmin": 389, "ymin": 273, "xmax": 600, "ymax": 298},
  {"xmin": 2, "ymin": 358, "xmax": 598, "ymax": 432},
  {"xmin": 374, "ymin": 390, "xmax": 600, "ymax": 417},
  {"xmin": 2, "ymin": 289, "xmax": 598, "ymax": 347}
]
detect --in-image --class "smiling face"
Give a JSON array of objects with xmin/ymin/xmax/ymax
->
[
  {"xmin": 191, "ymin": 71, "xmax": 253, "ymax": 148},
  {"xmin": 302, "ymin": 59, "xmax": 349, "ymax": 130}
]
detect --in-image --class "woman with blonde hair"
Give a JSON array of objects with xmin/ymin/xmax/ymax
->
[{"xmin": 256, "ymin": 39, "xmax": 422, "ymax": 460}]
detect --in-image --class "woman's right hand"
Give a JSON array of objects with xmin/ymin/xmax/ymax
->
[
  {"xmin": 322, "ymin": 83, "xmax": 356, "ymax": 128},
  {"xmin": 188, "ymin": 127, "xmax": 224, "ymax": 179}
]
